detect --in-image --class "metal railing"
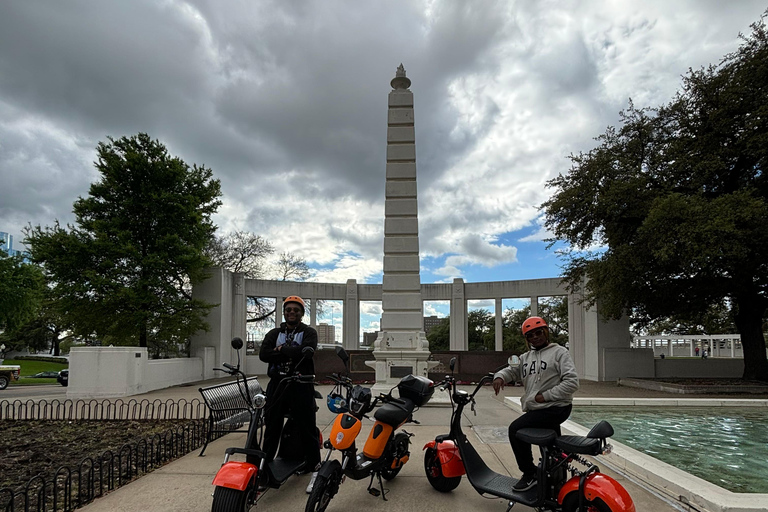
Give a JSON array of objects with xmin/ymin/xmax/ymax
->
[
  {"xmin": 0, "ymin": 397, "xmax": 208, "ymax": 421},
  {"xmin": 0, "ymin": 398, "xmax": 218, "ymax": 512}
]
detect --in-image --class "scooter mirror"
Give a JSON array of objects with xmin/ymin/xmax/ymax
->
[
  {"xmin": 335, "ymin": 346, "xmax": 349, "ymax": 364},
  {"xmin": 231, "ymin": 337, "xmax": 244, "ymax": 350},
  {"xmin": 508, "ymin": 355, "xmax": 520, "ymax": 367},
  {"xmin": 449, "ymin": 357, "xmax": 456, "ymax": 371}
]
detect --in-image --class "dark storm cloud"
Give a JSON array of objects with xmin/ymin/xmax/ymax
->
[{"xmin": 1, "ymin": 0, "xmax": 765, "ymax": 281}]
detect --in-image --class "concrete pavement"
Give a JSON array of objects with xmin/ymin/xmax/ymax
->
[{"xmin": 73, "ymin": 378, "xmax": 684, "ymax": 512}]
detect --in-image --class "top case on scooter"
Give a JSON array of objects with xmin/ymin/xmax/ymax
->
[{"xmin": 330, "ymin": 413, "xmax": 362, "ymax": 450}]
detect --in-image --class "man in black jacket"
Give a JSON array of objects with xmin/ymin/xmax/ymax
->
[{"xmin": 259, "ymin": 296, "xmax": 320, "ymax": 485}]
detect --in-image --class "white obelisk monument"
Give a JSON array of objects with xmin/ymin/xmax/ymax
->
[{"xmin": 366, "ymin": 65, "xmax": 438, "ymax": 395}]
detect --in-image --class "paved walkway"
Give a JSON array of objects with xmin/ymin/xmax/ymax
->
[{"xmin": 69, "ymin": 378, "xmax": 697, "ymax": 512}]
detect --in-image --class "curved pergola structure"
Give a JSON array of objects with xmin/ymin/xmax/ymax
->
[{"xmin": 190, "ymin": 270, "xmax": 637, "ymax": 381}]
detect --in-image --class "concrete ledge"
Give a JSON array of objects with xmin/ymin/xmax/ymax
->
[
  {"xmin": 504, "ymin": 397, "xmax": 768, "ymax": 512},
  {"xmin": 618, "ymin": 377, "xmax": 768, "ymax": 394}
]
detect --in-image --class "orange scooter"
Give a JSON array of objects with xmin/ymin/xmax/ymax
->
[
  {"xmin": 305, "ymin": 347, "xmax": 434, "ymax": 512},
  {"xmin": 423, "ymin": 359, "xmax": 635, "ymax": 512}
]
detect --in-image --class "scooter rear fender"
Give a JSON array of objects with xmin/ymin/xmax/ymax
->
[
  {"xmin": 423, "ymin": 439, "xmax": 465, "ymax": 478},
  {"xmin": 558, "ymin": 472, "xmax": 635, "ymax": 512},
  {"xmin": 212, "ymin": 461, "xmax": 258, "ymax": 491}
]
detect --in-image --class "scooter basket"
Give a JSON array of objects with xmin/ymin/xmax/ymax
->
[{"xmin": 397, "ymin": 375, "xmax": 434, "ymax": 406}]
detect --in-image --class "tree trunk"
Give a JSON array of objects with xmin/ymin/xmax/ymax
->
[{"xmin": 733, "ymin": 296, "xmax": 768, "ymax": 382}]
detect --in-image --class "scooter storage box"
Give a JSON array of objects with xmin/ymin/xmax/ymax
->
[{"xmin": 397, "ymin": 375, "xmax": 434, "ymax": 406}]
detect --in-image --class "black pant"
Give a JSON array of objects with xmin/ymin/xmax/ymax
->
[
  {"xmin": 261, "ymin": 378, "xmax": 320, "ymax": 468},
  {"xmin": 508, "ymin": 405, "xmax": 572, "ymax": 475}
]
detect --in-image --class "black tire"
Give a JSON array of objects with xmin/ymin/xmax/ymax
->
[
  {"xmin": 381, "ymin": 432, "xmax": 410, "ymax": 481},
  {"xmin": 211, "ymin": 485, "xmax": 250, "ymax": 512},
  {"xmin": 0, "ymin": 376, "xmax": 9, "ymax": 390},
  {"xmin": 305, "ymin": 469, "xmax": 341, "ymax": 512},
  {"xmin": 423, "ymin": 446, "xmax": 461, "ymax": 492},
  {"xmin": 561, "ymin": 492, "xmax": 614, "ymax": 512}
]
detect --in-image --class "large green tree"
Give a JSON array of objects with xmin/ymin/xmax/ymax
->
[
  {"xmin": 543, "ymin": 15, "xmax": 768, "ymax": 381},
  {"xmin": 0, "ymin": 253, "xmax": 44, "ymax": 337},
  {"xmin": 25, "ymin": 133, "xmax": 222, "ymax": 356}
]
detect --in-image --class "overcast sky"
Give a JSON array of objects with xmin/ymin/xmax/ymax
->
[{"xmin": 2, "ymin": 1, "xmax": 766, "ymax": 297}]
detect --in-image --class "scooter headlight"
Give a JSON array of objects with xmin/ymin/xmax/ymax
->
[{"xmin": 252, "ymin": 393, "xmax": 266, "ymax": 409}]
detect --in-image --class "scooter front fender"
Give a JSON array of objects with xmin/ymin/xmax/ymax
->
[
  {"xmin": 423, "ymin": 439, "xmax": 465, "ymax": 478},
  {"xmin": 212, "ymin": 461, "xmax": 258, "ymax": 491},
  {"xmin": 558, "ymin": 472, "xmax": 635, "ymax": 512}
]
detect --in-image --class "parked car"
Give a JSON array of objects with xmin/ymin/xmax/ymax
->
[
  {"xmin": 30, "ymin": 371, "xmax": 60, "ymax": 378},
  {"xmin": 0, "ymin": 365, "xmax": 21, "ymax": 390},
  {"xmin": 57, "ymin": 369, "xmax": 69, "ymax": 387}
]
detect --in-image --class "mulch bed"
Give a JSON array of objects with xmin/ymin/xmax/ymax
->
[{"xmin": 0, "ymin": 420, "xmax": 190, "ymax": 492}]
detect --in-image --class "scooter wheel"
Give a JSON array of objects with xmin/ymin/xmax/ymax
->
[
  {"xmin": 305, "ymin": 472, "xmax": 340, "ymax": 512},
  {"xmin": 381, "ymin": 432, "xmax": 410, "ymax": 481},
  {"xmin": 211, "ymin": 485, "xmax": 251, "ymax": 512},
  {"xmin": 424, "ymin": 447, "xmax": 461, "ymax": 492},
  {"xmin": 562, "ymin": 493, "xmax": 613, "ymax": 512}
]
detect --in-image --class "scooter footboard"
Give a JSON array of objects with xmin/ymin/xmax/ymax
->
[
  {"xmin": 558, "ymin": 472, "xmax": 635, "ymax": 512},
  {"xmin": 212, "ymin": 461, "xmax": 258, "ymax": 491}
]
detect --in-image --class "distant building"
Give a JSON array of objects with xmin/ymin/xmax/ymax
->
[
  {"xmin": 0, "ymin": 232, "xmax": 13, "ymax": 256},
  {"xmin": 423, "ymin": 315, "xmax": 445, "ymax": 336},
  {"xmin": 1, "ymin": 231, "xmax": 29, "ymax": 260},
  {"xmin": 316, "ymin": 323, "xmax": 337, "ymax": 345}
]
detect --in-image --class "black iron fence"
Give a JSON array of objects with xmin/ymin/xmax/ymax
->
[
  {"xmin": 0, "ymin": 397, "xmax": 208, "ymax": 421},
  {"xmin": 0, "ymin": 399, "xmax": 217, "ymax": 512}
]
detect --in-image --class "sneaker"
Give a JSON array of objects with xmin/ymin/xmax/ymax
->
[
  {"xmin": 306, "ymin": 471, "xmax": 318, "ymax": 494},
  {"xmin": 513, "ymin": 472, "xmax": 537, "ymax": 492}
]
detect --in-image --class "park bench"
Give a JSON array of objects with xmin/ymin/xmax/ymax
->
[{"xmin": 198, "ymin": 377, "xmax": 263, "ymax": 456}]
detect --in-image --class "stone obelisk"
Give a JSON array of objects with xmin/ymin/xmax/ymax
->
[{"xmin": 366, "ymin": 65, "xmax": 437, "ymax": 395}]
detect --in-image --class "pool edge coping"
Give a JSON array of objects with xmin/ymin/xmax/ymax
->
[{"xmin": 503, "ymin": 397, "xmax": 768, "ymax": 512}]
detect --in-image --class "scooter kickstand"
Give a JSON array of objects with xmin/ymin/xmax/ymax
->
[{"xmin": 504, "ymin": 501, "xmax": 516, "ymax": 512}]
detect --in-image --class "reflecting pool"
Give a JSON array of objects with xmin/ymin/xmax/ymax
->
[{"xmin": 568, "ymin": 407, "xmax": 768, "ymax": 493}]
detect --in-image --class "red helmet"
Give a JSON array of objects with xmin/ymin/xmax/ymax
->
[
  {"xmin": 283, "ymin": 295, "xmax": 306, "ymax": 313},
  {"xmin": 521, "ymin": 316, "xmax": 548, "ymax": 335}
]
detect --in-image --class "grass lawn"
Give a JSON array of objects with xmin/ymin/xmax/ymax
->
[{"xmin": 3, "ymin": 358, "xmax": 68, "ymax": 386}]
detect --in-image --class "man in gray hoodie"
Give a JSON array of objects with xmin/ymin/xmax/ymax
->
[{"xmin": 492, "ymin": 316, "xmax": 579, "ymax": 492}]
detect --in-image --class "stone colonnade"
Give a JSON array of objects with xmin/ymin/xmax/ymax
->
[{"xmin": 190, "ymin": 269, "xmax": 641, "ymax": 381}]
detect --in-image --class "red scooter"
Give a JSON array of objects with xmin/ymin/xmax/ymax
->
[
  {"xmin": 209, "ymin": 337, "xmax": 319, "ymax": 511},
  {"xmin": 423, "ymin": 359, "xmax": 635, "ymax": 512}
]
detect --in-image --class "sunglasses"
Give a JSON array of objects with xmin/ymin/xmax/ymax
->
[
  {"xmin": 284, "ymin": 307, "xmax": 302, "ymax": 313},
  {"xmin": 525, "ymin": 327, "xmax": 546, "ymax": 339}
]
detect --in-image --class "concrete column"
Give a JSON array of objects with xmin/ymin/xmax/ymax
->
[
  {"xmin": 189, "ymin": 267, "xmax": 233, "ymax": 377},
  {"xmin": 232, "ymin": 272, "xmax": 247, "ymax": 371},
  {"xmin": 344, "ymin": 279, "xmax": 360, "ymax": 350},
  {"xmin": 309, "ymin": 297, "xmax": 317, "ymax": 328},
  {"xmin": 450, "ymin": 278, "xmax": 467, "ymax": 350},
  {"xmin": 495, "ymin": 297, "xmax": 503, "ymax": 351},
  {"xmin": 530, "ymin": 297, "xmax": 538, "ymax": 316},
  {"xmin": 274, "ymin": 297, "xmax": 281, "ymax": 329}
]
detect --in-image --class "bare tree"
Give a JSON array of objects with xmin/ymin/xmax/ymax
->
[{"xmin": 205, "ymin": 231, "xmax": 274, "ymax": 278}]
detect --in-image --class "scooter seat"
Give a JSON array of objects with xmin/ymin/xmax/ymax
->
[
  {"xmin": 374, "ymin": 398, "xmax": 415, "ymax": 426},
  {"xmin": 515, "ymin": 428, "xmax": 557, "ymax": 446},
  {"xmin": 555, "ymin": 435, "xmax": 602, "ymax": 455}
]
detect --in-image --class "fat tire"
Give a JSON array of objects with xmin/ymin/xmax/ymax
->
[
  {"xmin": 305, "ymin": 470, "xmax": 341, "ymax": 512},
  {"xmin": 0, "ymin": 376, "xmax": 9, "ymax": 390},
  {"xmin": 381, "ymin": 432, "xmax": 410, "ymax": 481},
  {"xmin": 561, "ymin": 492, "xmax": 614, "ymax": 512},
  {"xmin": 211, "ymin": 485, "xmax": 250, "ymax": 512},
  {"xmin": 423, "ymin": 446, "xmax": 461, "ymax": 492}
]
